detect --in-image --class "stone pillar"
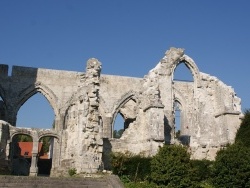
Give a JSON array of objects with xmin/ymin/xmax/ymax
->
[
  {"xmin": 102, "ymin": 116, "xmax": 112, "ymax": 138},
  {"xmin": 50, "ymin": 137, "xmax": 60, "ymax": 176},
  {"xmin": 29, "ymin": 131, "xmax": 38, "ymax": 176},
  {"xmin": 29, "ymin": 152, "xmax": 38, "ymax": 176}
]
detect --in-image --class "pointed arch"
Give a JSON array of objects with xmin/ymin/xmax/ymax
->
[
  {"xmin": 15, "ymin": 82, "xmax": 58, "ymax": 117},
  {"xmin": 171, "ymin": 55, "xmax": 201, "ymax": 88},
  {"xmin": 61, "ymin": 87, "xmax": 88, "ymax": 130},
  {"xmin": 110, "ymin": 91, "xmax": 139, "ymax": 137}
]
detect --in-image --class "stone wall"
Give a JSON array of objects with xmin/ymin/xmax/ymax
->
[{"xmin": 0, "ymin": 47, "xmax": 242, "ymax": 175}]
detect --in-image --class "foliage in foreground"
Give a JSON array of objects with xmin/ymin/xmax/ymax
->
[
  {"xmin": 235, "ymin": 109, "xmax": 250, "ymax": 147},
  {"xmin": 111, "ymin": 151, "xmax": 151, "ymax": 182},
  {"xmin": 111, "ymin": 110, "xmax": 250, "ymax": 188},
  {"xmin": 211, "ymin": 143, "xmax": 250, "ymax": 187},
  {"xmin": 111, "ymin": 145, "xmax": 214, "ymax": 188},
  {"xmin": 151, "ymin": 145, "xmax": 191, "ymax": 187}
]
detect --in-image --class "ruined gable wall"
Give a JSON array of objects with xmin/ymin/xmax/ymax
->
[{"xmin": 107, "ymin": 48, "xmax": 242, "ymax": 161}]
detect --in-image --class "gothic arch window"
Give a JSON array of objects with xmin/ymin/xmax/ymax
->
[
  {"xmin": 173, "ymin": 62, "xmax": 194, "ymax": 82},
  {"xmin": 113, "ymin": 113, "xmax": 125, "ymax": 139},
  {"xmin": 112, "ymin": 98, "xmax": 137, "ymax": 139},
  {"xmin": 16, "ymin": 92, "xmax": 55, "ymax": 129}
]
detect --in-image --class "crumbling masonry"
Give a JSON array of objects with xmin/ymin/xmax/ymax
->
[{"xmin": 0, "ymin": 47, "xmax": 242, "ymax": 176}]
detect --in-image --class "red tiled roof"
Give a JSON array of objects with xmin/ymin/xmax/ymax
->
[{"xmin": 18, "ymin": 142, "xmax": 44, "ymax": 158}]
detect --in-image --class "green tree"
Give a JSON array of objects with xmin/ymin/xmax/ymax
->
[
  {"xmin": 150, "ymin": 144, "xmax": 193, "ymax": 187},
  {"xmin": 113, "ymin": 129, "xmax": 124, "ymax": 138},
  {"xmin": 17, "ymin": 134, "xmax": 32, "ymax": 142},
  {"xmin": 111, "ymin": 151, "xmax": 151, "ymax": 182},
  {"xmin": 40, "ymin": 137, "xmax": 50, "ymax": 153},
  {"xmin": 189, "ymin": 159, "xmax": 213, "ymax": 185},
  {"xmin": 212, "ymin": 143, "xmax": 250, "ymax": 187},
  {"xmin": 235, "ymin": 109, "xmax": 250, "ymax": 147}
]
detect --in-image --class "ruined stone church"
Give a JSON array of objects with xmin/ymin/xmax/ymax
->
[{"xmin": 0, "ymin": 47, "xmax": 242, "ymax": 176}]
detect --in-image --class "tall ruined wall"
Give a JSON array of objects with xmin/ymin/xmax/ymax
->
[
  {"xmin": 59, "ymin": 58, "xmax": 103, "ymax": 173},
  {"xmin": 99, "ymin": 75, "xmax": 141, "ymax": 138},
  {"xmin": 0, "ymin": 65, "xmax": 81, "ymax": 128},
  {"xmin": 0, "ymin": 47, "xmax": 243, "ymax": 176},
  {"xmin": 105, "ymin": 47, "xmax": 242, "ymax": 161},
  {"xmin": 189, "ymin": 72, "xmax": 241, "ymax": 159}
]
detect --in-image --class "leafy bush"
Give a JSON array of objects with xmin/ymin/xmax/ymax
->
[
  {"xmin": 124, "ymin": 181, "xmax": 158, "ymax": 188},
  {"xmin": 189, "ymin": 159, "xmax": 213, "ymax": 183},
  {"xmin": 150, "ymin": 144, "xmax": 195, "ymax": 187},
  {"xmin": 110, "ymin": 151, "xmax": 151, "ymax": 182},
  {"xmin": 212, "ymin": 143, "xmax": 250, "ymax": 187},
  {"xmin": 68, "ymin": 168, "xmax": 77, "ymax": 176},
  {"xmin": 235, "ymin": 109, "xmax": 250, "ymax": 147}
]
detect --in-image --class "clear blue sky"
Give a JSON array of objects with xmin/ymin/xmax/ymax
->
[{"xmin": 0, "ymin": 1, "xmax": 249, "ymax": 128}]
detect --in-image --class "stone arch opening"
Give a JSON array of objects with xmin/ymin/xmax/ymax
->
[
  {"xmin": 10, "ymin": 133, "xmax": 33, "ymax": 176},
  {"xmin": 173, "ymin": 62, "xmax": 194, "ymax": 82},
  {"xmin": 174, "ymin": 100, "xmax": 182, "ymax": 138},
  {"xmin": 111, "ymin": 98, "xmax": 137, "ymax": 139},
  {"xmin": 16, "ymin": 92, "xmax": 55, "ymax": 129},
  {"xmin": 113, "ymin": 113, "xmax": 125, "ymax": 139},
  {"xmin": 173, "ymin": 98, "xmax": 190, "ymax": 146},
  {"xmin": 171, "ymin": 55, "xmax": 201, "ymax": 88},
  {"xmin": 13, "ymin": 83, "xmax": 58, "ymax": 128},
  {"xmin": 37, "ymin": 135, "xmax": 56, "ymax": 176}
]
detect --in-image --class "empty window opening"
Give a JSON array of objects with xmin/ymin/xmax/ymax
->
[
  {"xmin": 16, "ymin": 93, "xmax": 55, "ymax": 129},
  {"xmin": 174, "ymin": 101, "xmax": 182, "ymax": 138},
  {"xmin": 113, "ymin": 113, "xmax": 124, "ymax": 139},
  {"xmin": 38, "ymin": 136, "xmax": 55, "ymax": 176},
  {"xmin": 173, "ymin": 62, "xmax": 194, "ymax": 82},
  {"xmin": 11, "ymin": 134, "xmax": 33, "ymax": 176},
  {"xmin": 112, "ymin": 99, "xmax": 137, "ymax": 139}
]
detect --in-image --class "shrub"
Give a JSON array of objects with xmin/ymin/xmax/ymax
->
[
  {"xmin": 124, "ymin": 181, "xmax": 158, "ymax": 188},
  {"xmin": 68, "ymin": 168, "xmax": 77, "ymax": 176},
  {"xmin": 150, "ymin": 144, "xmax": 194, "ymax": 187},
  {"xmin": 189, "ymin": 159, "xmax": 213, "ymax": 183},
  {"xmin": 110, "ymin": 151, "xmax": 151, "ymax": 182},
  {"xmin": 235, "ymin": 109, "xmax": 250, "ymax": 147},
  {"xmin": 212, "ymin": 143, "xmax": 250, "ymax": 187}
]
